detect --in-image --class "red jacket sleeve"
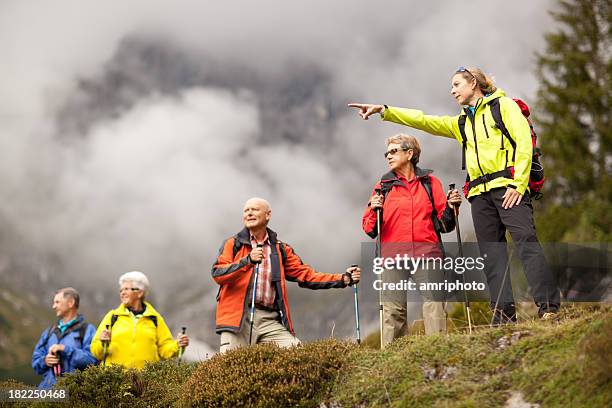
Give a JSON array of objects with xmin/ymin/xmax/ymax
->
[
  {"xmin": 362, "ymin": 182, "xmax": 382, "ymax": 238},
  {"xmin": 211, "ymin": 238, "xmax": 252, "ymax": 285},
  {"xmin": 282, "ymin": 243, "xmax": 346, "ymax": 289}
]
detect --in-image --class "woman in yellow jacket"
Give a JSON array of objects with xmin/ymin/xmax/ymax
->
[
  {"xmin": 91, "ymin": 271, "xmax": 189, "ymax": 368},
  {"xmin": 349, "ymin": 67, "xmax": 560, "ymax": 323}
]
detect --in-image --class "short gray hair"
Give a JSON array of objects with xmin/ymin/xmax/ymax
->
[
  {"xmin": 119, "ymin": 271, "xmax": 150, "ymax": 296},
  {"xmin": 385, "ymin": 133, "xmax": 421, "ymax": 165},
  {"xmin": 56, "ymin": 287, "xmax": 80, "ymax": 308}
]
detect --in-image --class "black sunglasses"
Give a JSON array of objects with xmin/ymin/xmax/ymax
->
[
  {"xmin": 119, "ymin": 287, "xmax": 141, "ymax": 293},
  {"xmin": 384, "ymin": 147, "xmax": 409, "ymax": 158}
]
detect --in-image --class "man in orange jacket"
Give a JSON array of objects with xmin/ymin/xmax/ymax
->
[{"xmin": 212, "ymin": 197, "xmax": 361, "ymax": 352}]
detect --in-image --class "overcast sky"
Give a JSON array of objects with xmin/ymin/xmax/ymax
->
[{"xmin": 0, "ymin": 1, "xmax": 557, "ymax": 337}]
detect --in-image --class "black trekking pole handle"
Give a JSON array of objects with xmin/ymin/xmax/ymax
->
[
  {"xmin": 178, "ymin": 326, "xmax": 187, "ymax": 365},
  {"xmin": 102, "ymin": 324, "xmax": 110, "ymax": 366},
  {"xmin": 252, "ymin": 243, "xmax": 264, "ymax": 263}
]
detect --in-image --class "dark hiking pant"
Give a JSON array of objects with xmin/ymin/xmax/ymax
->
[{"xmin": 470, "ymin": 188, "xmax": 560, "ymax": 308}]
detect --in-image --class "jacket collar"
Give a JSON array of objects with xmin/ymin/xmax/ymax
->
[
  {"xmin": 54, "ymin": 313, "xmax": 84, "ymax": 330},
  {"xmin": 237, "ymin": 226, "xmax": 282, "ymax": 282},
  {"xmin": 381, "ymin": 166, "xmax": 433, "ymax": 183},
  {"xmin": 462, "ymin": 88, "xmax": 506, "ymax": 115},
  {"xmin": 236, "ymin": 227, "xmax": 279, "ymax": 246},
  {"xmin": 114, "ymin": 301, "xmax": 157, "ymax": 317}
]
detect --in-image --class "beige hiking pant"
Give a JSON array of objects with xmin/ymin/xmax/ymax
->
[
  {"xmin": 382, "ymin": 266, "xmax": 447, "ymax": 347},
  {"xmin": 219, "ymin": 308, "xmax": 300, "ymax": 353}
]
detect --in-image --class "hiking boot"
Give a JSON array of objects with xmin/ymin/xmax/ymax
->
[
  {"xmin": 491, "ymin": 303, "xmax": 517, "ymax": 326},
  {"xmin": 538, "ymin": 303, "xmax": 559, "ymax": 320}
]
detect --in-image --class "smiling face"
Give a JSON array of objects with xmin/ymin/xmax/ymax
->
[
  {"xmin": 450, "ymin": 73, "xmax": 477, "ymax": 106},
  {"xmin": 119, "ymin": 280, "xmax": 144, "ymax": 309},
  {"xmin": 243, "ymin": 198, "xmax": 271, "ymax": 231},
  {"xmin": 385, "ymin": 142, "xmax": 413, "ymax": 172},
  {"xmin": 52, "ymin": 292, "xmax": 74, "ymax": 319}
]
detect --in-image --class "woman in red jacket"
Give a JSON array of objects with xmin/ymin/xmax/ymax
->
[{"xmin": 363, "ymin": 133, "xmax": 461, "ymax": 346}]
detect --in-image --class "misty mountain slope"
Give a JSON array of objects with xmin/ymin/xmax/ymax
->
[
  {"xmin": 0, "ymin": 284, "xmax": 53, "ymax": 385},
  {"xmin": 0, "ymin": 0, "xmax": 557, "ymax": 374}
]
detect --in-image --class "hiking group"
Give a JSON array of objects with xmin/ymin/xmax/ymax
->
[{"xmin": 31, "ymin": 66, "xmax": 560, "ymax": 387}]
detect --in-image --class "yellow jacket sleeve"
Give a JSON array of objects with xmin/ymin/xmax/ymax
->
[
  {"xmin": 382, "ymin": 106, "xmax": 461, "ymax": 142},
  {"xmin": 500, "ymin": 98, "xmax": 532, "ymax": 195},
  {"xmin": 155, "ymin": 315, "xmax": 179, "ymax": 359},
  {"xmin": 90, "ymin": 310, "xmax": 114, "ymax": 360}
]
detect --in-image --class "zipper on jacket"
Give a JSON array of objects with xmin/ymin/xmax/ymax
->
[
  {"xmin": 468, "ymin": 100, "xmax": 488, "ymax": 192},
  {"xmin": 482, "ymin": 115, "xmax": 490, "ymax": 139}
]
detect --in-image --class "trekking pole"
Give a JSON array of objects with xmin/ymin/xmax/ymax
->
[
  {"xmin": 350, "ymin": 264, "xmax": 361, "ymax": 344},
  {"xmin": 449, "ymin": 184, "xmax": 473, "ymax": 334},
  {"xmin": 491, "ymin": 246, "xmax": 514, "ymax": 327},
  {"xmin": 178, "ymin": 326, "xmax": 187, "ymax": 365},
  {"xmin": 374, "ymin": 188, "xmax": 384, "ymax": 349},
  {"xmin": 102, "ymin": 324, "xmax": 110, "ymax": 366},
  {"xmin": 249, "ymin": 243, "xmax": 264, "ymax": 345},
  {"xmin": 53, "ymin": 351, "xmax": 61, "ymax": 377}
]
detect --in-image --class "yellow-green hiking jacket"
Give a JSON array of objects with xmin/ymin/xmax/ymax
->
[
  {"xmin": 381, "ymin": 89, "xmax": 532, "ymax": 198},
  {"xmin": 91, "ymin": 302, "xmax": 179, "ymax": 369}
]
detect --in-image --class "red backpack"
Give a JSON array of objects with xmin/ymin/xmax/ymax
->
[{"xmin": 458, "ymin": 97, "xmax": 545, "ymax": 199}]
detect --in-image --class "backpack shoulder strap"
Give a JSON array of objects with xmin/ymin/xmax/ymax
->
[
  {"xmin": 43, "ymin": 325, "xmax": 56, "ymax": 344},
  {"xmin": 64, "ymin": 320, "xmax": 87, "ymax": 345},
  {"xmin": 458, "ymin": 115, "xmax": 468, "ymax": 170},
  {"xmin": 489, "ymin": 98, "xmax": 516, "ymax": 147},
  {"xmin": 232, "ymin": 238, "xmax": 241, "ymax": 258},
  {"xmin": 278, "ymin": 241, "xmax": 287, "ymax": 265},
  {"xmin": 420, "ymin": 176, "xmax": 446, "ymax": 256},
  {"xmin": 110, "ymin": 314, "xmax": 119, "ymax": 329},
  {"xmin": 379, "ymin": 180, "xmax": 393, "ymax": 199},
  {"xmin": 78, "ymin": 323, "xmax": 88, "ymax": 344},
  {"xmin": 420, "ymin": 176, "xmax": 437, "ymax": 217},
  {"xmin": 489, "ymin": 97, "xmax": 517, "ymax": 162}
]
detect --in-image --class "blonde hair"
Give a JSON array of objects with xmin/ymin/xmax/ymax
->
[
  {"xmin": 385, "ymin": 133, "xmax": 421, "ymax": 165},
  {"xmin": 457, "ymin": 67, "xmax": 497, "ymax": 94}
]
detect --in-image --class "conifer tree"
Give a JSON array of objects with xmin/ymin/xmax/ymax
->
[{"xmin": 535, "ymin": 0, "xmax": 611, "ymax": 241}]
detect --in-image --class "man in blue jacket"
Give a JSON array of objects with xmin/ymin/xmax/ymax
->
[{"xmin": 32, "ymin": 287, "xmax": 97, "ymax": 388}]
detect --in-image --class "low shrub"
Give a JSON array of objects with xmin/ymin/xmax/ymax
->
[
  {"xmin": 182, "ymin": 339, "xmax": 352, "ymax": 408},
  {"xmin": 138, "ymin": 360, "xmax": 196, "ymax": 407},
  {"xmin": 580, "ymin": 316, "xmax": 612, "ymax": 392},
  {"xmin": 56, "ymin": 364, "xmax": 135, "ymax": 407}
]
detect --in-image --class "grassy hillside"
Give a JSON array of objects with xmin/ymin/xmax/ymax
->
[{"xmin": 1, "ymin": 304, "xmax": 610, "ymax": 407}]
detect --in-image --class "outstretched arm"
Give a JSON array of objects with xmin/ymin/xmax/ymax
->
[
  {"xmin": 348, "ymin": 103, "xmax": 461, "ymax": 142},
  {"xmin": 283, "ymin": 244, "xmax": 348, "ymax": 289},
  {"xmin": 348, "ymin": 103, "xmax": 385, "ymax": 119}
]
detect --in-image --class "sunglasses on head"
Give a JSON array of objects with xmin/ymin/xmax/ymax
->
[
  {"xmin": 456, "ymin": 66, "xmax": 474, "ymax": 77},
  {"xmin": 384, "ymin": 147, "xmax": 409, "ymax": 158}
]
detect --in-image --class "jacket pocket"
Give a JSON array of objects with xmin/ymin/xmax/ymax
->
[{"xmin": 216, "ymin": 286, "xmax": 222, "ymax": 302}]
